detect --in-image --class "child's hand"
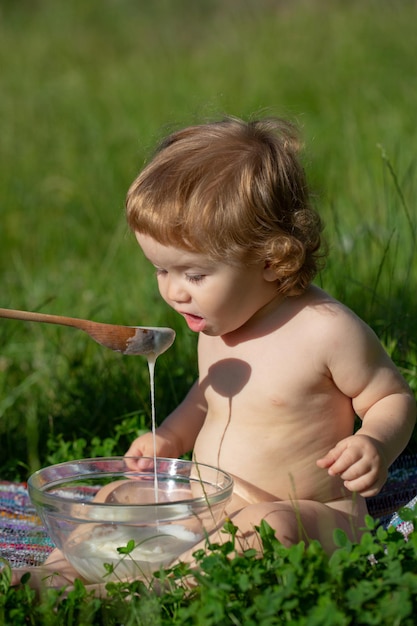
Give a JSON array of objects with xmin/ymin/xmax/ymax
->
[
  {"xmin": 124, "ymin": 431, "xmax": 178, "ymax": 470},
  {"xmin": 316, "ymin": 434, "xmax": 388, "ymax": 497}
]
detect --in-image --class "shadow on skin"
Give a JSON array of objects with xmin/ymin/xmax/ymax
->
[{"xmin": 199, "ymin": 358, "xmax": 251, "ymax": 467}]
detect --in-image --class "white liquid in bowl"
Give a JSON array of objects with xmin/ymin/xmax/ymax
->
[{"xmin": 65, "ymin": 523, "xmax": 200, "ymax": 582}]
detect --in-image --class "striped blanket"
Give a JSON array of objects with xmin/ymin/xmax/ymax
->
[
  {"xmin": 0, "ymin": 481, "xmax": 54, "ymax": 568},
  {"xmin": 1, "ymin": 454, "xmax": 416, "ymax": 569}
]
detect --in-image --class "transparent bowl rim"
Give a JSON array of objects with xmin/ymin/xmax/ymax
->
[{"xmin": 28, "ymin": 456, "xmax": 234, "ymax": 511}]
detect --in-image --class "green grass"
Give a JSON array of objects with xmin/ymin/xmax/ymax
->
[
  {"xmin": 0, "ymin": 0, "xmax": 416, "ymax": 478},
  {"xmin": 4, "ymin": 515, "xmax": 417, "ymax": 625}
]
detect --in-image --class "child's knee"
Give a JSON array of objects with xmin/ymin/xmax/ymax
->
[{"xmin": 231, "ymin": 502, "xmax": 301, "ymax": 549}]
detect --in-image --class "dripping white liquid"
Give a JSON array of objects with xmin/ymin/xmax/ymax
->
[{"xmin": 147, "ymin": 356, "xmax": 159, "ymax": 503}]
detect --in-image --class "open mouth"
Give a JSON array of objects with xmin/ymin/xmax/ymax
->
[{"xmin": 182, "ymin": 313, "xmax": 206, "ymax": 333}]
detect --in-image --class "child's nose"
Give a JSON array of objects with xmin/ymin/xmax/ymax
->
[{"xmin": 165, "ymin": 277, "xmax": 190, "ymax": 303}]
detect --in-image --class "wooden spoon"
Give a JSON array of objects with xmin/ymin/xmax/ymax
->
[{"xmin": 0, "ymin": 307, "xmax": 175, "ymax": 358}]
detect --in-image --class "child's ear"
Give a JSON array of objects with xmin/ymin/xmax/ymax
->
[{"xmin": 263, "ymin": 261, "xmax": 278, "ymax": 282}]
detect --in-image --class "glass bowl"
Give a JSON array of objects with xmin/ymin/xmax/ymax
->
[{"xmin": 28, "ymin": 457, "xmax": 233, "ymax": 583}]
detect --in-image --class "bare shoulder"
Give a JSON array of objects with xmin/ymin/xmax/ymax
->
[
  {"xmin": 300, "ymin": 286, "xmax": 410, "ymax": 399},
  {"xmin": 292, "ymin": 285, "xmax": 390, "ymax": 367},
  {"xmin": 297, "ymin": 285, "xmax": 372, "ymax": 334},
  {"xmin": 299, "ymin": 284, "xmax": 351, "ymax": 314}
]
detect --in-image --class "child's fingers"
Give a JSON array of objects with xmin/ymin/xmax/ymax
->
[
  {"xmin": 316, "ymin": 450, "xmax": 338, "ymax": 469},
  {"xmin": 322, "ymin": 452, "xmax": 382, "ymax": 496},
  {"xmin": 326, "ymin": 447, "xmax": 364, "ymax": 477},
  {"xmin": 124, "ymin": 433, "xmax": 156, "ymax": 469},
  {"xmin": 317, "ymin": 435, "xmax": 387, "ymax": 497},
  {"xmin": 343, "ymin": 474, "xmax": 380, "ymax": 497},
  {"xmin": 317, "ymin": 453, "xmax": 375, "ymax": 496},
  {"xmin": 316, "ymin": 440, "xmax": 348, "ymax": 469},
  {"xmin": 317, "ymin": 436, "xmax": 370, "ymax": 476},
  {"xmin": 124, "ymin": 446, "xmax": 147, "ymax": 470}
]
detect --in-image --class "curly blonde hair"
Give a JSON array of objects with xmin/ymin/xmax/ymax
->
[{"xmin": 126, "ymin": 116, "xmax": 325, "ymax": 295}]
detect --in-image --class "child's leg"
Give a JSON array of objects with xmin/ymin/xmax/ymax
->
[
  {"xmin": 11, "ymin": 547, "xmax": 82, "ymax": 591},
  {"xmin": 227, "ymin": 497, "xmax": 368, "ymax": 555},
  {"xmin": 176, "ymin": 495, "xmax": 367, "ymax": 565}
]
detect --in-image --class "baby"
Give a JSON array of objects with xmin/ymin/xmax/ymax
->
[
  {"xmin": 124, "ymin": 116, "xmax": 415, "ymax": 554},
  {"xmin": 12, "ymin": 116, "xmax": 416, "ymax": 589}
]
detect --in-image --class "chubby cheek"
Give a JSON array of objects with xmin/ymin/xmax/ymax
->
[{"xmin": 218, "ymin": 292, "xmax": 247, "ymax": 318}]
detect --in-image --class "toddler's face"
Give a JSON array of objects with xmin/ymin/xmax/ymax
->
[{"xmin": 136, "ymin": 233, "xmax": 279, "ymax": 337}]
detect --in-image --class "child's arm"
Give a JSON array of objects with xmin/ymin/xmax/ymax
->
[
  {"xmin": 125, "ymin": 380, "xmax": 207, "ymax": 464},
  {"xmin": 317, "ymin": 392, "xmax": 415, "ymax": 497},
  {"xmin": 316, "ymin": 308, "xmax": 416, "ymax": 497}
]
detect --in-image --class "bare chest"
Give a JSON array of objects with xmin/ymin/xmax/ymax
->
[{"xmin": 198, "ymin": 333, "xmax": 329, "ymax": 415}]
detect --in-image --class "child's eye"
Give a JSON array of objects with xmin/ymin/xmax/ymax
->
[
  {"xmin": 155, "ymin": 268, "xmax": 167, "ymax": 277},
  {"xmin": 186, "ymin": 274, "xmax": 205, "ymax": 284}
]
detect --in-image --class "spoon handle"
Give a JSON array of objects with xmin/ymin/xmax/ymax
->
[{"xmin": 0, "ymin": 307, "xmax": 90, "ymax": 331}]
